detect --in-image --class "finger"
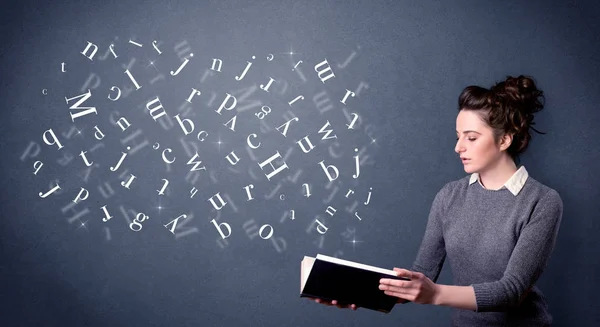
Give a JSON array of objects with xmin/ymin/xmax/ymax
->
[
  {"xmin": 315, "ymin": 298, "xmax": 332, "ymax": 306},
  {"xmin": 380, "ymin": 285, "xmax": 411, "ymax": 295},
  {"xmin": 380, "ymin": 279, "xmax": 409, "ymax": 287},
  {"xmin": 393, "ymin": 268, "xmax": 413, "ymax": 279},
  {"xmin": 384, "ymin": 290, "xmax": 414, "ymax": 301}
]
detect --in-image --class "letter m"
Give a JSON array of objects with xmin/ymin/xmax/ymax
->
[{"xmin": 65, "ymin": 89, "xmax": 97, "ymax": 122}]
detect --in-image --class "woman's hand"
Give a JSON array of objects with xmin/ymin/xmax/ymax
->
[
  {"xmin": 306, "ymin": 297, "xmax": 358, "ymax": 310},
  {"xmin": 379, "ymin": 268, "xmax": 440, "ymax": 305}
]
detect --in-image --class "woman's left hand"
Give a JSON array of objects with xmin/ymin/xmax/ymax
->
[{"xmin": 379, "ymin": 268, "xmax": 440, "ymax": 305}]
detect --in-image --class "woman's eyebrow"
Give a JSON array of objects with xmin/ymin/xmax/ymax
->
[{"xmin": 456, "ymin": 130, "xmax": 481, "ymax": 134}]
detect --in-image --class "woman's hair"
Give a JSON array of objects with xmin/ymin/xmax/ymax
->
[{"xmin": 458, "ymin": 75, "xmax": 546, "ymax": 161}]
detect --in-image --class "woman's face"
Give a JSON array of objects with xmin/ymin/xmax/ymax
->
[{"xmin": 455, "ymin": 109, "xmax": 503, "ymax": 173}]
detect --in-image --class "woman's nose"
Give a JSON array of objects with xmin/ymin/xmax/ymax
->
[{"xmin": 455, "ymin": 140, "xmax": 463, "ymax": 154}]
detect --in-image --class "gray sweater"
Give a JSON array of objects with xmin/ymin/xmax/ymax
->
[{"xmin": 410, "ymin": 166, "xmax": 563, "ymax": 326}]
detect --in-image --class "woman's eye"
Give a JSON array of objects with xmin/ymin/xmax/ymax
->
[{"xmin": 468, "ymin": 138, "xmax": 476, "ymax": 141}]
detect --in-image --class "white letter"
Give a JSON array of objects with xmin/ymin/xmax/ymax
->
[
  {"xmin": 42, "ymin": 129, "xmax": 64, "ymax": 150},
  {"xmin": 258, "ymin": 152, "xmax": 289, "ymax": 181},
  {"xmin": 318, "ymin": 160, "xmax": 339, "ymax": 182},
  {"xmin": 65, "ymin": 89, "xmax": 97, "ymax": 122},
  {"xmin": 80, "ymin": 41, "xmax": 98, "ymax": 61},
  {"xmin": 174, "ymin": 113, "xmax": 195, "ymax": 135},
  {"xmin": 314, "ymin": 59, "xmax": 335, "ymax": 83}
]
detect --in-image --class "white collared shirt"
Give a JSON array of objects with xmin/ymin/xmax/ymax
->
[{"xmin": 469, "ymin": 165, "xmax": 529, "ymax": 196}]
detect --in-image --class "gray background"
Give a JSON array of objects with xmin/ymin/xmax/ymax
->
[{"xmin": 1, "ymin": 0, "xmax": 599, "ymax": 326}]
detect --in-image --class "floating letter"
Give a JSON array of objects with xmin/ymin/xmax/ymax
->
[
  {"xmin": 318, "ymin": 120, "xmax": 337, "ymax": 140},
  {"xmin": 216, "ymin": 93, "xmax": 236, "ymax": 114},
  {"xmin": 210, "ymin": 218, "xmax": 231, "ymax": 239},
  {"xmin": 364, "ymin": 187, "xmax": 372, "ymax": 205},
  {"xmin": 260, "ymin": 77, "xmax": 275, "ymax": 92},
  {"xmin": 80, "ymin": 41, "xmax": 98, "ymax": 61},
  {"xmin": 164, "ymin": 214, "xmax": 188, "ymax": 234},
  {"xmin": 33, "ymin": 161, "xmax": 43, "ymax": 175},
  {"xmin": 42, "ymin": 129, "xmax": 64, "ymax": 150},
  {"xmin": 39, "ymin": 182, "xmax": 61, "ymax": 198},
  {"xmin": 101, "ymin": 205, "xmax": 113, "ymax": 222},
  {"xmin": 255, "ymin": 105, "xmax": 271, "ymax": 120},
  {"xmin": 110, "ymin": 146, "xmax": 130, "ymax": 172},
  {"xmin": 157, "ymin": 179, "xmax": 169, "ymax": 195},
  {"xmin": 187, "ymin": 152, "xmax": 206, "ymax": 171},
  {"xmin": 174, "ymin": 113, "xmax": 195, "ymax": 135},
  {"xmin": 303, "ymin": 183, "xmax": 311, "ymax": 198},
  {"xmin": 353, "ymin": 148, "xmax": 360, "ymax": 179},
  {"xmin": 152, "ymin": 40, "xmax": 162, "ymax": 54},
  {"xmin": 124, "ymin": 69, "xmax": 142, "ymax": 90},
  {"xmin": 314, "ymin": 59, "xmax": 335, "ymax": 83},
  {"xmin": 79, "ymin": 151, "xmax": 93, "ymax": 167},
  {"xmin": 129, "ymin": 213, "xmax": 149, "ymax": 232},
  {"xmin": 208, "ymin": 192, "xmax": 227, "ymax": 211},
  {"xmin": 340, "ymin": 89, "xmax": 356, "ymax": 104},
  {"xmin": 186, "ymin": 88, "xmax": 202, "ymax": 103},
  {"xmin": 65, "ymin": 89, "xmax": 97, "ymax": 122},
  {"xmin": 258, "ymin": 152, "xmax": 289, "ymax": 181},
  {"xmin": 243, "ymin": 184, "xmax": 254, "ymax": 201},
  {"xmin": 288, "ymin": 95, "xmax": 304, "ymax": 107},
  {"xmin": 318, "ymin": 160, "xmax": 339, "ymax": 182},
  {"xmin": 235, "ymin": 55, "xmax": 255, "ymax": 81},
  {"xmin": 146, "ymin": 96, "xmax": 166, "ymax": 121},
  {"xmin": 170, "ymin": 53, "xmax": 194, "ymax": 76},
  {"xmin": 276, "ymin": 117, "xmax": 299, "ymax": 137},
  {"xmin": 108, "ymin": 86, "xmax": 121, "ymax": 101}
]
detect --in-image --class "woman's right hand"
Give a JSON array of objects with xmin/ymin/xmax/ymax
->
[
  {"xmin": 307, "ymin": 296, "xmax": 408, "ymax": 309},
  {"xmin": 308, "ymin": 297, "xmax": 359, "ymax": 310}
]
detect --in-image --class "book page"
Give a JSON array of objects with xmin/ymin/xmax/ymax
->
[
  {"xmin": 301, "ymin": 256, "xmax": 315, "ymax": 292},
  {"xmin": 316, "ymin": 254, "xmax": 397, "ymax": 276}
]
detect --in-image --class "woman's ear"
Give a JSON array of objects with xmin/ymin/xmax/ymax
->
[{"xmin": 500, "ymin": 133, "xmax": 513, "ymax": 151}]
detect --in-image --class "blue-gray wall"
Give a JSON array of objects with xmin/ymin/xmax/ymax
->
[{"xmin": 1, "ymin": 0, "xmax": 598, "ymax": 326}]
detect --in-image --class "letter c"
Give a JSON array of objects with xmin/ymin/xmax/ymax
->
[
  {"xmin": 247, "ymin": 133, "xmax": 261, "ymax": 149},
  {"xmin": 197, "ymin": 130, "xmax": 208, "ymax": 142},
  {"xmin": 162, "ymin": 148, "xmax": 176, "ymax": 164}
]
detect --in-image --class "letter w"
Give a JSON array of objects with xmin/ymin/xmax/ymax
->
[{"xmin": 187, "ymin": 152, "xmax": 206, "ymax": 171}]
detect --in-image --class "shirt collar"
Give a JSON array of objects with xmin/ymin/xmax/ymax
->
[{"xmin": 469, "ymin": 165, "xmax": 529, "ymax": 196}]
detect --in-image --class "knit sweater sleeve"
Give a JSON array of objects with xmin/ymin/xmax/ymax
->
[
  {"xmin": 471, "ymin": 189, "xmax": 563, "ymax": 312},
  {"xmin": 410, "ymin": 184, "xmax": 449, "ymax": 283}
]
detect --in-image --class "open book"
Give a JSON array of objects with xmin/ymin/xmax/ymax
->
[{"xmin": 300, "ymin": 254, "xmax": 409, "ymax": 313}]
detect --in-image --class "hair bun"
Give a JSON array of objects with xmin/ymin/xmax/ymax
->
[{"xmin": 491, "ymin": 75, "xmax": 544, "ymax": 117}]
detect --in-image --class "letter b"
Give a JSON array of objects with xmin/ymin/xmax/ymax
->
[{"xmin": 318, "ymin": 160, "xmax": 339, "ymax": 182}]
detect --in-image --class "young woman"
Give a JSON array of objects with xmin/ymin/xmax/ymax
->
[{"xmin": 312, "ymin": 75, "xmax": 564, "ymax": 326}]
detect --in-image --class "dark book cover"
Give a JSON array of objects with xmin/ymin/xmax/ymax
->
[{"xmin": 300, "ymin": 254, "xmax": 410, "ymax": 313}]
